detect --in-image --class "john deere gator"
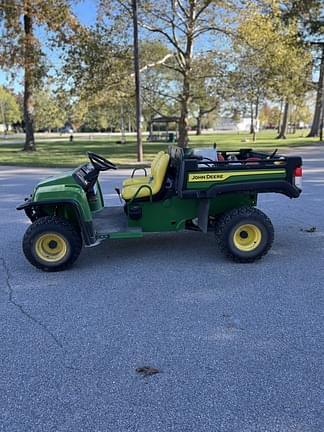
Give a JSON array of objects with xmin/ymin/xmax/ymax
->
[{"xmin": 17, "ymin": 146, "xmax": 302, "ymax": 271}]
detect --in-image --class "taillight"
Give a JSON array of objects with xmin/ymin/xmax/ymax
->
[
  {"xmin": 294, "ymin": 166, "xmax": 302, "ymax": 177},
  {"xmin": 294, "ymin": 166, "xmax": 302, "ymax": 189}
]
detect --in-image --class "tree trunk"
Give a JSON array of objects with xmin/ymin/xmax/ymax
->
[
  {"xmin": 196, "ymin": 115, "xmax": 202, "ymax": 135},
  {"xmin": 128, "ymin": 114, "xmax": 131, "ymax": 133},
  {"xmin": 292, "ymin": 108, "xmax": 297, "ymax": 134},
  {"xmin": 320, "ymin": 106, "xmax": 323, "ymax": 142},
  {"xmin": 178, "ymin": 73, "xmax": 191, "ymax": 148},
  {"xmin": 250, "ymin": 103, "xmax": 255, "ymax": 134},
  {"xmin": 178, "ymin": 2, "xmax": 195, "ymax": 149},
  {"xmin": 320, "ymin": 91, "xmax": 324, "ymax": 141},
  {"xmin": 253, "ymin": 97, "xmax": 259, "ymax": 142},
  {"xmin": 0, "ymin": 101, "xmax": 6, "ymax": 128},
  {"xmin": 277, "ymin": 100, "xmax": 283, "ymax": 133},
  {"xmin": 23, "ymin": 0, "xmax": 36, "ymax": 151},
  {"xmin": 308, "ymin": 45, "xmax": 324, "ymax": 137},
  {"xmin": 277, "ymin": 101, "xmax": 289, "ymax": 139},
  {"xmin": 120, "ymin": 104, "xmax": 126, "ymax": 144}
]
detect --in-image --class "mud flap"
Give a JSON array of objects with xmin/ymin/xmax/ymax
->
[{"xmin": 198, "ymin": 199, "xmax": 209, "ymax": 233}]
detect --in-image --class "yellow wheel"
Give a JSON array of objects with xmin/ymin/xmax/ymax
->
[
  {"xmin": 233, "ymin": 224, "xmax": 262, "ymax": 252},
  {"xmin": 215, "ymin": 207, "xmax": 274, "ymax": 262},
  {"xmin": 23, "ymin": 216, "xmax": 82, "ymax": 271},
  {"xmin": 35, "ymin": 233, "xmax": 68, "ymax": 263}
]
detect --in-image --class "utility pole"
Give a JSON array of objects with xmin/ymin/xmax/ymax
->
[
  {"xmin": 320, "ymin": 86, "xmax": 324, "ymax": 142},
  {"xmin": 132, "ymin": 0, "xmax": 143, "ymax": 162}
]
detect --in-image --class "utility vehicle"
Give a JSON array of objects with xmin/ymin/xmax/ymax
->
[{"xmin": 17, "ymin": 146, "xmax": 302, "ymax": 271}]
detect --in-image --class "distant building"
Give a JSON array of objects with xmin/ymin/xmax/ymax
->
[{"xmin": 215, "ymin": 117, "xmax": 259, "ymax": 132}]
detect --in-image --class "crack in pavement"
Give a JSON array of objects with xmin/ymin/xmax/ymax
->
[{"xmin": 0, "ymin": 256, "xmax": 64, "ymax": 351}]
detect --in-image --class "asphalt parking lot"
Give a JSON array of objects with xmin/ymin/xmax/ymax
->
[{"xmin": 0, "ymin": 146, "xmax": 323, "ymax": 432}]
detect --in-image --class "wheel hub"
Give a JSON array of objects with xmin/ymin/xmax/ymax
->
[
  {"xmin": 35, "ymin": 233, "xmax": 67, "ymax": 262},
  {"xmin": 48, "ymin": 240, "xmax": 58, "ymax": 249},
  {"xmin": 233, "ymin": 224, "xmax": 262, "ymax": 252},
  {"xmin": 239, "ymin": 230, "xmax": 248, "ymax": 239}
]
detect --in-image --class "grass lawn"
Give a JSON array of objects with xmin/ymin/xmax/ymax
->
[{"xmin": 0, "ymin": 130, "xmax": 319, "ymax": 168}]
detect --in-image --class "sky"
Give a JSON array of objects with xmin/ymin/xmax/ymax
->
[
  {"xmin": 0, "ymin": 1, "xmax": 321, "ymax": 94},
  {"xmin": 73, "ymin": 0, "xmax": 97, "ymax": 26},
  {"xmin": 0, "ymin": 0, "xmax": 98, "ymax": 91},
  {"xmin": 0, "ymin": 0, "xmax": 231, "ymax": 92}
]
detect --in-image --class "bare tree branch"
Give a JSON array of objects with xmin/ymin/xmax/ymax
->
[
  {"xmin": 199, "ymin": 104, "xmax": 219, "ymax": 116},
  {"xmin": 195, "ymin": 0, "xmax": 213, "ymax": 21},
  {"xmin": 130, "ymin": 53, "xmax": 174, "ymax": 76},
  {"xmin": 161, "ymin": 61, "xmax": 185, "ymax": 75},
  {"xmin": 193, "ymin": 25, "xmax": 234, "ymax": 39},
  {"xmin": 114, "ymin": 0, "xmax": 133, "ymax": 15},
  {"xmin": 172, "ymin": 0, "xmax": 189, "ymax": 28},
  {"xmin": 140, "ymin": 22, "xmax": 186, "ymax": 56},
  {"xmin": 142, "ymin": 84, "xmax": 181, "ymax": 101},
  {"xmin": 142, "ymin": 93, "xmax": 169, "ymax": 118}
]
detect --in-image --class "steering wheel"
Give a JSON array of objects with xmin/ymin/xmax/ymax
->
[
  {"xmin": 267, "ymin": 149, "xmax": 278, "ymax": 159},
  {"xmin": 87, "ymin": 152, "xmax": 117, "ymax": 171}
]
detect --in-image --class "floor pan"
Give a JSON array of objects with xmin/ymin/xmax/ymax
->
[{"xmin": 92, "ymin": 206, "xmax": 128, "ymax": 234}]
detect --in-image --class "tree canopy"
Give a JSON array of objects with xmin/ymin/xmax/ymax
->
[{"xmin": 0, "ymin": 0, "xmax": 321, "ymax": 150}]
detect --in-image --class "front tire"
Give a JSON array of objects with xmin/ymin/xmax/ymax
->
[
  {"xmin": 215, "ymin": 207, "xmax": 274, "ymax": 263},
  {"xmin": 23, "ymin": 216, "xmax": 82, "ymax": 271}
]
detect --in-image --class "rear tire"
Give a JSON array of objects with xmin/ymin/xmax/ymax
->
[
  {"xmin": 215, "ymin": 207, "xmax": 274, "ymax": 263},
  {"xmin": 23, "ymin": 216, "xmax": 82, "ymax": 271}
]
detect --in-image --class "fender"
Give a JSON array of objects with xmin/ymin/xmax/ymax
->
[{"xmin": 17, "ymin": 198, "xmax": 95, "ymax": 245}]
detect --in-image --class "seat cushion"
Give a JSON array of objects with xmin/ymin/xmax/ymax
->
[
  {"xmin": 123, "ymin": 176, "xmax": 151, "ymax": 187},
  {"xmin": 122, "ymin": 154, "xmax": 170, "ymax": 200},
  {"xmin": 121, "ymin": 183, "xmax": 153, "ymax": 200}
]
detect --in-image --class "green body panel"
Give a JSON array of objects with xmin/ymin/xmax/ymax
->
[
  {"xmin": 88, "ymin": 182, "xmax": 105, "ymax": 213},
  {"xmin": 31, "ymin": 169, "xmax": 104, "ymax": 222},
  {"xmin": 127, "ymin": 193, "xmax": 255, "ymax": 232},
  {"xmin": 32, "ymin": 171, "xmax": 93, "ymax": 222},
  {"xmin": 108, "ymin": 231, "xmax": 143, "ymax": 239},
  {"xmin": 128, "ymin": 197, "xmax": 199, "ymax": 232},
  {"xmin": 186, "ymin": 170, "xmax": 286, "ymax": 190},
  {"xmin": 94, "ymin": 181, "xmax": 104, "ymax": 211},
  {"xmin": 36, "ymin": 171, "xmax": 76, "ymax": 187},
  {"xmin": 208, "ymin": 193, "xmax": 257, "ymax": 215}
]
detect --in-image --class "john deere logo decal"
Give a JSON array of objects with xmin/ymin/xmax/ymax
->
[
  {"xmin": 187, "ymin": 170, "xmax": 286, "ymax": 183},
  {"xmin": 189, "ymin": 173, "xmax": 228, "ymax": 181}
]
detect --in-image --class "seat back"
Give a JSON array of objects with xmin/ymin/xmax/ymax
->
[
  {"xmin": 151, "ymin": 153, "xmax": 170, "ymax": 194},
  {"xmin": 151, "ymin": 151, "xmax": 165, "ymax": 177},
  {"xmin": 121, "ymin": 153, "xmax": 170, "ymax": 201}
]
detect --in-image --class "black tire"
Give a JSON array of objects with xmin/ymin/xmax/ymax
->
[
  {"xmin": 22, "ymin": 216, "xmax": 82, "ymax": 271},
  {"xmin": 215, "ymin": 207, "xmax": 274, "ymax": 263}
]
